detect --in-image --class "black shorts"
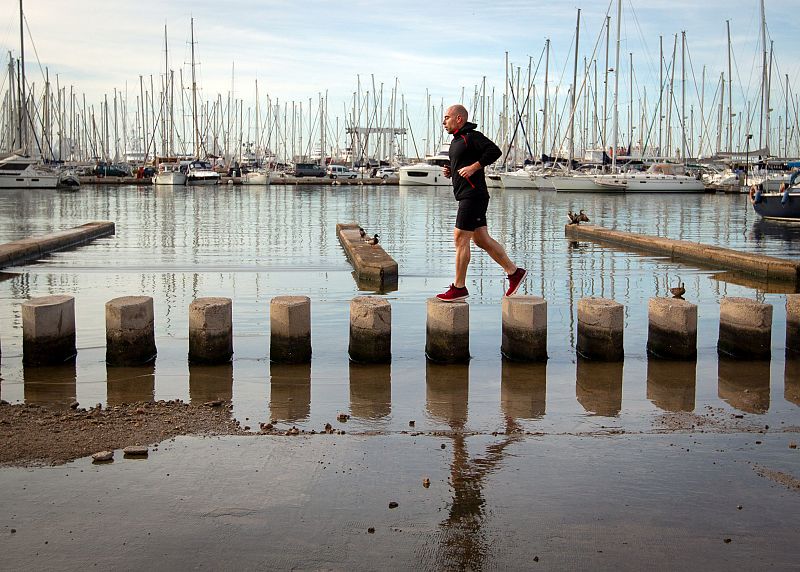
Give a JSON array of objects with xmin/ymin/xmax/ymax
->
[{"xmin": 455, "ymin": 196, "xmax": 490, "ymax": 231}]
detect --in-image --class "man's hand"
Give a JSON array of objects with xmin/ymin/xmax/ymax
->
[
  {"xmin": 443, "ymin": 164, "xmax": 451, "ymax": 178},
  {"xmin": 457, "ymin": 162, "xmax": 482, "ymax": 179}
]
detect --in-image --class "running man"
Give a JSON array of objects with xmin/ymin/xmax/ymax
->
[{"xmin": 436, "ymin": 104, "xmax": 526, "ymax": 302}]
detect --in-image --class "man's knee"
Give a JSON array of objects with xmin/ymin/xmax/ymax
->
[
  {"xmin": 472, "ymin": 229, "xmax": 491, "ymax": 249},
  {"xmin": 454, "ymin": 229, "xmax": 472, "ymax": 246}
]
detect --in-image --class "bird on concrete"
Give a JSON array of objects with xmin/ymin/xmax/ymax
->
[
  {"xmin": 358, "ymin": 226, "xmax": 366, "ymax": 239},
  {"xmin": 367, "ymin": 234, "xmax": 380, "ymax": 246},
  {"xmin": 568, "ymin": 210, "xmax": 589, "ymax": 225},
  {"xmin": 578, "ymin": 209, "xmax": 590, "ymax": 223},
  {"xmin": 669, "ymin": 282, "xmax": 686, "ymax": 299}
]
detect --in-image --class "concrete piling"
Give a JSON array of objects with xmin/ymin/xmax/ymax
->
[
  {"xmin": 787, "ymin": 294, "xmax": 800, "ymax": 357},
  {"xmin": 647, "ymin": 297, "xmax": 697, "ymax": 360},
  {"xmin": 22, "ymin": 295, "xmax": 77, "ymax": 366},
  {"xmin": 270, "ymin": 296, "xmax": 311, "ymax": 364},
  {"xmin": 189, "ymin": 297, "xmax": 233, "ymax": 364},
  {"xmin": 718, "ymin": 297, "xmax": 773, "ymax": 360},
  {"xmin": 105, "ymin": 296, "xmax": 156, "ymax": 366},
  {"xmin": 349, "ymin": 296, "xmax": 391, "ymax": 364},
  {"xmin": 425, "ymin": 298, "xmax": 469, "ymax": 364},
  {"xmin": 577, "ymin": 297, "xmax": 624, "ymax": 361},
  {"xmin": 501, "ymin": 296, "xmax": 548, "ymax": 362}
]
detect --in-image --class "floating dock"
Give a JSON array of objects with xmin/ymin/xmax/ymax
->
[
  {"xmin": 78, "ymin": 176, "xmax": 398, "ymax": 186},
  {"xmin": 336, "ymin": 223, "xmax": 398, "ymax": 290},
  {"xmin": 0, "ymin": 222, "xmax": 116, "ymax": 269},
  {"xmin": 565, "ymin": 224, "xmax": 800, "ymax": 285}
]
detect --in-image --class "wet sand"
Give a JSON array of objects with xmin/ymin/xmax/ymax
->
[{"xmin": 1, "ymin": 405, "xmax": 798, "ymax": 570}]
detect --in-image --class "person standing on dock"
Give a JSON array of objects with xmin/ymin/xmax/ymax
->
[{"xmin": 436, "ymin": 104, "xmax": 526, "ymax": 302}]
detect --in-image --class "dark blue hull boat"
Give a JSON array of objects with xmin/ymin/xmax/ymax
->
[{"xmin": 751, "ymin": 187, "xmax": 800, "ymax": 221}]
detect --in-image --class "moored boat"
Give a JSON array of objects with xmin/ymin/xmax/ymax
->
[
  {"xmin": 186, "ymin": 160, "xmax": 220, "ymax": 185},
  {"xmin": 153, "ymin": 162, "xmax": 187, "ymax": 185},
  {"xmin": 242, "ymin": 168, "xmax": 271, "ymax": 186},
  {"xmin": 399, "ymin": 144, "xmax": 450, "ymax": 187},
  {"xmin": 0, "ymin": 153, "xmax": 60, "ymax": 188},
  {"xmin": 750, "ymin": 172, "xmax": 800, "ymax": 221}
]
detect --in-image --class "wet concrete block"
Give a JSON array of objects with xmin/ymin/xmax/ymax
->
[
  {"xmin": 348, "ymin": 296, "xmax": 391, "ymax": 364},
  {"xmin": 787, "ymin": 294, "xmax": 800, "ymax": 357},
  {"xmin": 22, "ymin": 295, "xmax": 77, "ymax": 366},
  {"xmin": 577, "ymin": 297, "xmax": 624, "ymax": 362},
  {"xmin": 189, "ymin": 297, "xmax": 233, "ymax": 364},
  {"xmin": 501, "ymin": 296, "xmax": 547, "ymax": 362},
  {"xmin": 425, "ymin": 298, "xmax": 469, "ymax": 364},
  {"xmin": 647, "ymin": 297, "xmax": 697, "ymax": 360},
  {"xmin": 270, "ymin": 296, "xmax": 311, "ymax": 364},
  {"xmin": 718, "ymin": 297, "xmax": 772, "ymax": 360},
  {"xmin": 105, "ymin": 296, "xmax": 156, "ymax": 366}
]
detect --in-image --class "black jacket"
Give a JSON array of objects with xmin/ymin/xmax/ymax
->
[{"xmin": 449, "ymin": 122, "xmax": 502, "ymax": 200}]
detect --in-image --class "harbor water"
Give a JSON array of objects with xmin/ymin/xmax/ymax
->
[{"xmin": 0, "ymin": 184, "xmax": 799, "ymax": 434}]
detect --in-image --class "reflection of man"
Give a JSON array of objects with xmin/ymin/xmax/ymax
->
[{"xmin": 436, "ymin": 104, "xmax": 526, "ymax": 302}]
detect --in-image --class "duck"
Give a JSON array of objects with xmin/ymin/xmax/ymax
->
[
  {"xmin": 567, "ymin": 209, "xmax": 590, "ymax": 225},
  {"xmin": 578, "ymin": 209, "xmax": 590, "ymax": 223},
  {"xmin": 669, "ymin": 282, "xmax": 686, "ymax": 299},
  {"xmin": 367, "ymin": 234, "xmax": 380, "ymax": 246},
  {"xmin": 358, "ymin": 226, "xmax": 366, "ymax": 239}
]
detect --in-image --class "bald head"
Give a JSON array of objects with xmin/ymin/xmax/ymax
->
[{"xmin": 443, "ymin": 104, "xmax": 470, "ymax": 134}]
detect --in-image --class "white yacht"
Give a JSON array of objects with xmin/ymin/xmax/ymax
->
[
  {"xmin": 152, "ymin": 162, "xmax": 187, "ymax": 185},
  {"xmin": 398, "ymin": 144, "xmax": 450, "ymax": 186},
  {"xmin": 185, "ymin": 160, "xmax": 220, "ymax": 185},
  {"xmin": 498, "ymin": 168, "xmax": 538, "ymax": 190},
  {"xmin": 242, "ymin": 168, "xmax": 271, "ymax": 186},
  {"xmin": 0, "ymin": 153, "xmax": 60, "ymax": 188},
  {"xmin": 593, "ymin": 163, "xmax": 705, "ymax": 193}
]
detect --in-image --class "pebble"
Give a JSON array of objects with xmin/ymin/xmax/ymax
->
[
  {"xmin": 790, "ymin": 441, "xmax": 797, "ymax": 449},
  {"xmin": 204, "ymin": 400, "xmax": 223, "ymax": 407},
  {"xmin": 287, "ymin": 426, "xmax": 300, "ymax": 436},
  {"xmin": 92, "ymin": 451, "xmax": 114, "ymax": 462},
  {"xmin": 422, "ymin": 478, "xmax": 430, "ymax": 488},
  {"xmin": 69, "ymin": 401, "xmax": 79, "ymax": 410},
  {"xmin": 724, "ymin": 538, "xmax": 732, "ymax": 544},
  {"xmin": 336, "ymin": 413, "xmax": 350, "ymax": 422},
  {"xmin": 440, "ymin": 444, "xmax": 446, "ymax": 449},
  {"xmin": 123, "ymin": 446, "xmax": 149, "ymax": 457},
  {"xmin": 367, "ymin": 527, "xmax": 375, "ymax": 534},
  {"xmin": 409, "ymin": 420, "xmax": 415, "ymax": 427},
  {"xmin": 389, "ymin": 501, "xmax": 398, "ymax": 509}
]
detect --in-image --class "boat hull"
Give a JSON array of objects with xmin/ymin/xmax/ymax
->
[
  {"xmin": 550, "ymin": 175, "xmax": 621, "ymax": 193},
  {"xmin": 398, "ymin": 164, "xmax": 449, "ymax": 186},
  {"xmin": 153, "ymin": 172, "xmax": 187, "ymax": 185},
  {"xmin": 242, "ymin": 171, "xmax": 271, "ymax": 186},
  {"xmin": 752, "ymin": 191, "xmax": 800, "ymax": 221},
  {"xmin": 499, "ymin": 172, "xmax": 538, "ymax": 190}
]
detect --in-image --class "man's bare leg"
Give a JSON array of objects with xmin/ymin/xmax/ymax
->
[
  {"xmin": 453, "ymin": 228, "xmax": 472, "ymax": 288},
  {"xmin": 472, "ymin": 226, "xmax": 517, "ymax": 275}
]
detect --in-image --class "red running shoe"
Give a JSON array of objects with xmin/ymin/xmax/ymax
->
[
  {"xmin": 505, "ymin": 267, "xmax": 527, "ymax": 297},
  {"xmin": 436, "ymin": 284, "xmax": 469, "ymax": 302}
]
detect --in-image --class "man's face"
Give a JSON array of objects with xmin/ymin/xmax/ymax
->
[{"xmin": 443, "ymin": 108, "xmax": 461, "ymax": 134}]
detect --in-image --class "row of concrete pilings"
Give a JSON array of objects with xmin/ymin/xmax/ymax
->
[{"xmin": 12, "ymin": 293, "xmax": 800, "ymax": 367}]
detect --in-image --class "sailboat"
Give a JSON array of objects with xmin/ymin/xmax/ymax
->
[{"xmin": 185, "ymin": 18, "xmax": 220, "ymax": 186}]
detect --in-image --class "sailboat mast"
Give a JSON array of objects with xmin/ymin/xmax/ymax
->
[
  {"xmin": 18, "ymin": 0, "xmax": 26, "ymax": 152},
  {"xmin": 726, "ymin": 20, "xmax": 733, "ymax": 152},
  {"xmin": 541, "ymin": 39, "xmax": 549, "ymax": 157},
  {"xmin": 568, "ymin": 9, "xmax": 580, "ymax": 163},
  {"xmin": 611, "ymin": 0, "xmax": 621, "ymax": 171},
  {"xmin": 191, "ymin": 18, "xmax": 199, "ymax": 158},
  {"xmin": 758, "ymin": 0, "xmax": 766, "ymax": 149}
]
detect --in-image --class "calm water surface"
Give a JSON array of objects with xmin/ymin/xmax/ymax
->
[{"xmin": 0, "ymin": 184, "xmax": 798, "ymax": 433}]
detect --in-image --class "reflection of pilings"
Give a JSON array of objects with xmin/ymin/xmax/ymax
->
[
  {"xmin": 785, "ymin": 360, "xmax": 800, "ymax": 406},
  {"xmin": 23, "ymin": 363, "xmax": 77, "ymax": 408},
  {"xmin": 426, "ymin": 298, "xmax": 469, "ymax": 364},
  {"xmin": 348, "ymin": 363, "xmax": 391, "ymax": 419},
  {"xmin": 577, "ymin": 297, "xmax": 624, "ymax": 361},
  {"xmin": 106, "ymin": 364, "xmax": 155, "ymax": 405},
  {"xmin": 189, "ymin": 363, "xmax": 234, "ymax": 404},
  {"xmin": 501, "ymin": 296, "xmax": 548, "ymax": 362},
  {"xmin": 646, "ymin": 358, "xmax": 696, "ymax": 412},
  {"xmin": 718, "ymin": 297, "xmax": 772, "ymax": 360},
  {"xmin": 270, "ymin": 296, "xmax": 311, "ymax": 364},
  {"xmin": 269, "ymin": 363, "xmax": 311, "ymax": 422},
  {"xmin": 349, "ymin": 296, "xmax": 391, "ymax": 364},
  {"xmin": 425, "ymin": 362, "xmax": 469, "ymax": 428},
  {"xmin": 576, "ymin": 358, "xmax": 623, "ymax": 416},
  {"xmin": 22, "ymin": 295, "xmax": 76, "ymax": 366},
  {"xmin": 718, "ymin": 359, "xmax": 770, "ymax": 414},
  {"xmin": 787, "ymin": 295, "xmax": 800, "ymax": 357},
  {"xmin": 500, "ymin": 360, "xmax": 546, "ymax": 420},
  {"xmin": 105, "ymin": 296, "xmax": 157, "ymax": 366},
  {"xmin": 647, "ymin": 298, "xmax": 697, "ymax": 360}
]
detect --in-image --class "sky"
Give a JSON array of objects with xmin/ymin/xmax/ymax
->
[{"xmin": 1, "ymin": 0, "xmax": 799, "ymax": 156}]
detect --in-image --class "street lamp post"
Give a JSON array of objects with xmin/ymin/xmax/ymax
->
[{"xmin": 745, "ymin": 133, "xmax": 753, "ymax": 188}]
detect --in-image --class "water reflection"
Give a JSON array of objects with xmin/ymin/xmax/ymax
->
[
  {"xmin": 718, "ymin": 359, "xmax": 770, "ymax": 414},
  {"xmin": 269, "ymin": 363, "xmax": 311, "ymax": 423},
  {"xmin": 23, "ymin": 364, "xmax": 76, "ymax": 408},
  {"xmin": 646, "ymin": 359, "xmax": 696, "ymax": 412},
  {"xmin": 575, "ymin": 359, "xmax": 623, "ymax": 416},
  {"xmin": 348, "ymin": 363, "xmax": 391, "ymax": 420},
  {"xmin": 500, "ymin": 360, "xmax": 546, "ymax": 420},
  {"xmin": 106, "ymin": 364, "xmax": 156, "ymax": 405},
  {"xmin": 425, "ymin": 363, "xmax": 469, "ymax": 428},
  {"xmin": 189, "ymin": 364, "xmax": 234, "ymax": 404},
  {"xmin": 785, "ymin": 360, "xmax": 800, "ymax": 406}
]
